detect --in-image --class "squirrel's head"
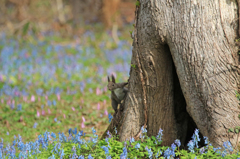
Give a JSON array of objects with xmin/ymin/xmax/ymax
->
[{"xmin": 107, "ymin": 75, "xmax": 117, "ymax": 91}]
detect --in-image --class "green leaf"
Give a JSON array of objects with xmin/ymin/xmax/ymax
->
[
  {"xmin": 22, "ymin": 22, "xmax": 30, "ymax": 36},
  {"xmin": 235, "ymin": 128, "xmax": 239, "ymax": 134},
  {"xmin": 136, "ymin": 1, "xmax": 140, "ymax": 7},
  {"xmin": 235, "ymin": 126, "xmax": 240, "ymax": 129},
  {"xmin": 151, "ymin": 136, "xmax": 156, "ymax": 140},
  {"xmin": 228, "ymin": 128, "xmax": 234, "ymax": 133}
]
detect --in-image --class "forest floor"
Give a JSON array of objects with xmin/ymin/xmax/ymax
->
[{"xmin": 0, "ymin": 24, "xmax": 133, "ymax": 144}]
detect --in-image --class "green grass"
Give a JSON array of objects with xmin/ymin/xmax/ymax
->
[{"xmin": 0, "ymin": 24, "xmax": 133, "ymax": 144}]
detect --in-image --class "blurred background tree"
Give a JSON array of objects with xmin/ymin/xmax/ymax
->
[{"xmin": 0, "ymin": 0, "xmax": 136, "ymax": 37}]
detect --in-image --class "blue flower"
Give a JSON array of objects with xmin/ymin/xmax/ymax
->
[
  {"xmin": 107, "ymin": 131, "xmax": 112, "ymax": 138},
  {"xmin": 141, "ymin": 126, "xmax": 147, "ymax": 133},
  {"xmin": 17, "ymin": 104, "xmax": 22, "ymax": 111},
  {"xmin": 73, "ymin": 128, "xmax": 77, "ymax": 135},
  {"xmin": 88, "ymin": 154, "xmax": 93, "ymax": 159},
  {"xmin": 130, "ymin": 137, "xmax": 135, "ymax": 144},
  {"xmin": 68, "ymin": 128, "xmax": 72, "ymax": 135},
  {"xmin": 92, "ymin": 127, "xmax": 96, "ymax": 135},
  {"xmin": 221, "ymin": 150, "xmax": 227, "ymax": 157},
  {"xmin": 120, "ymin": 146, "xmax": 127, "ymax": 159},
  {"xmin": 174, "ymin": 139, "xmax": 181, "ymax": 147},
  {"xmin": 78, "ymin": 155, "xmax": 85, "ymax": 159},
  {"xmin": 51, "ymin": 132, "xmax": 56, "ymax": 139},
  {"xmin": 155, "ymin": 150, "xmax": 162, "ymax": 158},
  {"xmin": 60, "ymin": 149, "xmax": 64, "ymax": 159},
  {"xmin": 52, "ymin": 100, "xmax": 56, "ymax": 106},
  {"xmin": 191, "ymin": 129, "xmax": 200, "ymax": 148},
  {"xmin": 145, "ymin": 146, "xmax": 153, "ymax": 159},
  {"xmin": 135, "ymin": 143, "xmax": 140, "ymax": 150},
  {"xmin": 171, "ymin": 143, "xmax": 176, "ymax": 152},
  {"xmin": 71, "ymin": 146, "xmax": 78, "ymax": 159},
  {"xmin": 156, "ymin": 128, "xmax": 163, "ymax": 142},
  {"xmin": 33, "ymin": 122, "xmax": 38, "ymax": 129},
  {"xmin": 47, "ymin": 100, "xmax": 52, "ymax": 106},
  {"xmin": 140, "ymin": 126, "xmax": 147, "ymax": 139},
  {"xmin": 164, "ymin": 148, "xmax": 172, "ymax": 159},
  {"xmin": 199, "ymin": 147, "xmax": 205, "ymax": 154},
  {"xmin": 213, "ymin": 147, "xmax": 221, "ymax": 155},
  {"xmin": 108, "ymin": 114, "xmax": 113, "ymax": 123},
  {"xmin": 187, "ymin": 140, "xmax": 195, "ymax": 153},
  {"xmin": 114, "ymin": 127, "xmax": 117, "ymax": 134},
  {"xmin": 223, "ymin": 141, "xmax": 233, "ymax": 152},
  {"xmin": 203, "ymin": 136, "xmax": 208, "ymax": 145},
  {"xmin": 101, "ymin": 146, "xmax": 109, "ymax": 155}
]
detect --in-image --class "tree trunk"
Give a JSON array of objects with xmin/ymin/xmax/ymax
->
[{"xmin": 116, "ymin": 0, "xmax": 240, "ymax": 148}]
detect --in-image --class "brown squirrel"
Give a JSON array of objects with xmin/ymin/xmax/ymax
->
[{"xmin": 107, "ymin": 75, "xmax": 128, "ymax": 112}]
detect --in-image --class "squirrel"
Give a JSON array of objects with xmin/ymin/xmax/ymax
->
[{"xmin": 107, "ymin": 75, "xmax": 128, "ymax": 113}]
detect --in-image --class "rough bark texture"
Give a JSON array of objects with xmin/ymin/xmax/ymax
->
[{"xmin": 119, "ymin": 0, "xmax": 240, "ymax": 147}]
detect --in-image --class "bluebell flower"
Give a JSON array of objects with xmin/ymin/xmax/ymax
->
[
  {"xmin": 199, "ymin": 147, "xmax": 205, "ymax": 154},
  {"xmin": 52, "ymin": 100, "xmax": 56, "ymax": 106},
  {"xmin": 60, "ymin": 149, "xmax": 64, "ymax": 159},
  {"xmin": 92, "ymin": 127, "xmax": 96, "ymax": 135},
  {"xmin": 71, "ymin": 146, "xmax": 78, "ymax": 159},
  {"xmin": 114, "ymin": 127, "xmax": 117, "ymax": 134},
  {"xmin": 108, "ymin": 114, "xmax": 113, "ymax": 123},
  {"xmin": 221, "ymin": 150, "xmax": 227, "ymax": 157},
  {"xmin": 191, "ymin": 129, "xmax": 200, "ymax": 148},
  {"xmin": 17, "ymin": 104, "xmax": 22, "ymax": 111},
  {"xmin": 155, "ymin": 150, "xmax": 162, "ymax": 158},
  {"xmin": 223, "ymin": 141, "xmax": 233, "ymax": 152},
  {"xmin": 141, "ymin": 126, "xmax": 147, "ymax": 133},
  {"xmin": 10, "ymin": 103, "xmax": 14, "ymax": 110},
  {"xmin": 156, "ymin": 128, "xmax": 163, "ymax": 143},
  {"xmin": 174, "ymin": 139, "xmax": 181, "ymax": 147},
  {"xmin": 51, "ymin": 132, "xmax": 56, "ymax": 139},
  {"xmin": 69, "ymin": 128, "xmax": 72, "ymax": 135},
  {"xmin": 107, "ymin": 131, "xmax": 112, "ymax": 138},
  {"xmin": 101, "ymin": 146, "xmax": 109, "ymax": 155},
  {"xmin": 88, "ymin": 154, "xmax": 93, "ymax": 159},
  {"xmin": 58, "ymin": 132, "xmax": 67, "ymax": 143},
  {"xmin": 187, "ymin": 140, "xmax": 195, "ymax": 153},
  {"xmin": 106, "ymin": 156, "xmax": 112, "ymax": 159},
  {"xmin": 213, "ymin": 147, "xmax": 221, "ymax": 155},
  {"xmin": 73, "ymin": 128, "xmax": 77, "ymax": 135},
  {"xmin": 78, "ymin": 155, "xmax": 85, "ymax": 159},
  {"xmin": 171, "ymin": 143, "xmax": 176, "ymax": 151},
  {"xmin": 203, "ymin": 136, "xmax": 208, "ymax": 144},
  {"xmin": 164, "ymin": 148, "xmax": 172, "ymax": 159},
  {"xmin": 145, "ymin": 146, "xmax": 153, "ymax": 159},
  {"xmin": 54, "ymin": 118, "xmax": 57, "ymax": 122},
  {"xmin": 135, "ymin": 143, "xmax": 140, "ymax": 150},
  {"xmin": 47, "ymin": 100, "xmax": 52, "ymax": 106},
  {"xmin": 130, "ymin": 137, "xmax": 135, "ymax": 144},
  {"xmin": 120, "ymin": 146, "xmax": 127, "ymax": 159},
  {"xmin": 140, "ymin": 126, "xmax": 147, "ymax": 139},
  {"xmin": 33, "ymin": 122, "xmax": 38, "ymax": 128}
]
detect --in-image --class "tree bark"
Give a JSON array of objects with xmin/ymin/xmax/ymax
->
[{"xmin": 116, "ymin": 0, "xmax": 240, "ymax": 148}]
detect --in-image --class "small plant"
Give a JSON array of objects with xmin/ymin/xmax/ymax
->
[{"xmin": 136, "ymin": 0, "xmax": 140, "ymax": 7}]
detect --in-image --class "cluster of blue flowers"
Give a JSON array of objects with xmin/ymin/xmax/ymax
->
[
  {"xmin": 0, "ymin": 127, "xmax": 239, "ymax": 158},
  {"xmin": 0, "ymin": 32, "xmax": 131, "ymax": 113}
]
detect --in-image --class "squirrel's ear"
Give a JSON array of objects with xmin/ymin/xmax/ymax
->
[
  {"xmin": 112, "ymin": 74, "xmax": 116, "ymax": 83},
  {"xmin": 108, "ymin": 76, "xmax": 110, "ymax": 82}
]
